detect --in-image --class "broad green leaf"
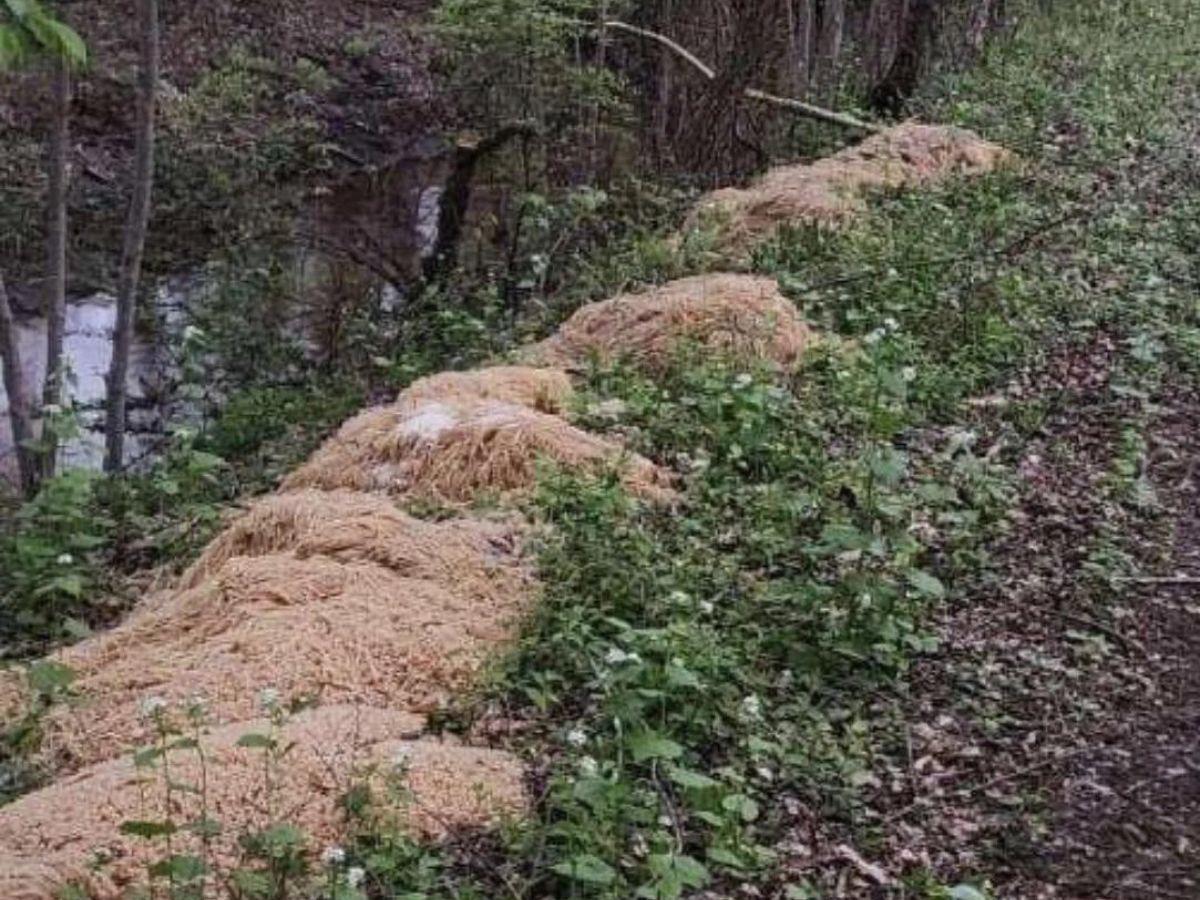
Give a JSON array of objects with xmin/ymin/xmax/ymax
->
[
  {"xmin": 628, "ymin": 730, "xmax": 684, "ymax": 763},
  {"xmin": 706, "ymin": 846, "xmax": 745, "ymax": 869},
  {"xmin": 907, "ymin": 569, "xmax": 946, "ymax": 599},
  {"xmin": 0, "ymin": 24, "xmax": 30, "ymax": 68},
  {"xmin": 236, "ymin": 732, "xmax": 275, "ymax": 749},
  {"xmin": 185, "ymin": 816, "xmax": 223, "ymax": 839},
  {"xmin": 721, "ymin": 793, "xmax": 759, "ymax": 822},
  {"xmin": 666, "ymin": 765, "xmax": 718, "ymax": 790},
  {"xmin": 27, "ymin": 660, "xmax": 75, "ymax": 694},
  {"xmin": 133, "ymin": 746, "xmax": 164, "ymax": 767},
  {"xmin": 119, "ymin": 819, "xmax": 177, "ymax": 839},
  {"xmin": 148, "ymin": 854, "xmax": 207, "ymax": 882},
  {"xmin": 551, "ymin": 854, "xmax": 617, "ymax": 885},
  {"xmin": 44, "ymin": 17, "xmax": 85, "ymax": 64}
]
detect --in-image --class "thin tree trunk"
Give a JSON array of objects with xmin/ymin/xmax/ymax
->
[
  {"xmin": 41, "ymin": 57, "xmax": 70, "ymax": 481},
  {"xmin": 967, "ymin": 0, "xmax": 995, "ymax": 54},
  {"xmin": 0, "ymin": 274, "xmax": 37, "ymax": 496},
  {"xmin": 105, "ymin": 0, "xmax": 159, "ymax": 473},
  {"xmin": 790, "ymin": 0, "xmax": 813, "ymax": 99},
  {"xmin": 813, "ymin": 0, "xmax": 845, "ymax": 101}
]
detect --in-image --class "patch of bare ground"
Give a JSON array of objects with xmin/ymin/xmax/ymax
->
[
  {"xmin": 1016, "ymin": 391, "xmax": 1200, "ymax": 899},
  {"xmin": 764, "ymin": 332, "xmax": 1200, "ymax": 897}
]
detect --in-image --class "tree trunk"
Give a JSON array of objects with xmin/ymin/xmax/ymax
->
[
  {"xmin": 423, "ymin": 122, "xmax": 539, "ymax": 284},
  {"xmin": 869, "ymin": 0, "xmax": 937, "ymax": 116},
  {"xmin": 967, "ymin": 0, "xmax": 995, "ymax": 54},
  {"xmin": 789, "ymin": 0, "xmax": 814, "ymax": 99},
  {"xmin": 105, "ymin": 0, "xmax": 159, "ymax": 474},
  {"xmin": 40, "ymin": 57, "xmax": 70, "ymax": 481},
  {"xmin": 813, "ymin": 0, "xmax": 845, "ymax": 101},
  {"xmin": 0, "ymin": 273, "xmax": 38, "ymax": 496}
]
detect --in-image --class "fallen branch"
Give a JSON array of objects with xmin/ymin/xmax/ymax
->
[
  {"xmin": 597, "ymin": 20, "xmax": 882, "ymax": 134},
  {"xmin": 1112, "ymin": 575, "xmax": 1200, "ymax": 585},
  {"xmin": 833, "ymin": 844, "xmax": 894, "ymax": 887}
]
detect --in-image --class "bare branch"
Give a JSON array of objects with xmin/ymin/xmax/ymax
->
[{"xmin": 597, "ymin": 19, "xmax": 881, "ymax": 133}]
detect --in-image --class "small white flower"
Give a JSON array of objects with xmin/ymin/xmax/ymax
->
[
  {"xmin": 630, "ymin": 832, "xmax": 649, "ymax": 857},
  {"xmin": 733, "ymin": 373, "xmax": 754, "ymax": 390},
  {"xmin": 139, "ymin": 695, "xmax": 168, "ymax": 719},
  {"xmin": 741, "ymin": 694, "xmax": 762, "ymax": 719},
  {"xmin": 902, "ymin": 366, "xmax": 918, "ymax": 382},
  {"xmin": 56, "ymin": 553, "xmax": 74, "ymax": 566},
  {"xmin": 864, "ymin": 328, "xmax": 886, "ymax": 346},
  {"xmin": 578, "ymin": 755, "xmax": 599, "ymax": 776},
  {"xmin": 667, "ymin": 590, "xmax": 690, "ymax": 605},
  {"xmin": 755, "ymin": 765, "xmax": 775, "ymax": 782},
  {"xmin": 345, "ymin": 866, "xmax": 365, "ymax": 888},
  {"xmin": 699, "ymin": 600, "xmax": 714, "ymax": 615},
  {"xmin": 565, "ymin": 728, "xmax": 588, "ymax": 748},
  {"xmin": 321, "ymin": 845, "xmax": 346, "ymax": 867},
  {"xmin": 884, "ymin": 317, "xmax": 900, "ymax": 332},
  {"xmin": 257, "ymin": 688, "xmax": 280, "ymax": 711},
  {"xmin": 604, "ymin": 647, "xmax": 641, "ymax": 666}
]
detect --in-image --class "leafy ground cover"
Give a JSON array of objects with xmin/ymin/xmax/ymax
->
[
  {"xmin": 338, "ymin": 2, "xmax": 1200, "ymax": 897},
  {"xmin": 4, "ymin": 1, "xmax": 1199, "ymax": 897}
]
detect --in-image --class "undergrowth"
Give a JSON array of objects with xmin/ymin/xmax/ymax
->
[
  {"xmin": 343, "ymin": 1, "xmax": 1200, "ymax": 897},
  {"xmin": 2, "ymin": 0, "xmax": 1199, "ymax": 897}
]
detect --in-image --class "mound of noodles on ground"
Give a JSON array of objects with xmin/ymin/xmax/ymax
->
[
  {"xmin": 40, "ymin": 551, "xmax": 530, "ymax": 769},
  {"xmin": 396, "ymin": 365, "xmax": 573, "ymax": 414},
  {"xmin": 182, "ymin": 489, "xmax": 524, "ymax": 590},
  {"xmin": 0, "ymin": 704, "xmax": 525, "ymax": 900},
  {"xmin": 522, "ymin": 274, "xmax": 814, "ymax": 372},
  {"xmin": 281, "ymin": 399, "xmax": 675, "ymax": 504},
  {"xmin": 687, "ymin": 122, "xmax": 1010, "ymax": 252}
]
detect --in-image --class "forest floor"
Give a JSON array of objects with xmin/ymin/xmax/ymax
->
[
  {"xmin": 787, "ymin": 353, "xmax": 1200, "ymax": 898},
  {"xmin": 779, "ymin": 53, "xmax": 1200, "ymax": 898}
]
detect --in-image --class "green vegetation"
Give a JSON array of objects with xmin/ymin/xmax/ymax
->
[
  {"xmin": 2, "ymin": 0, "xmax": 1199, "ymax": 896},
  {"xmin": 340, "ymin": 1, "xmax": 1198, "ymax": 896}
]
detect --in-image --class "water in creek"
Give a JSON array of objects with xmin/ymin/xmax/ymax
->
[
  {"xmin": 0, "ymin": 143, "xmax": 452, "ymax": 488},
  {"xmin": 0, "ymin": 283, "xmax": 190, "ymax": 482}
]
